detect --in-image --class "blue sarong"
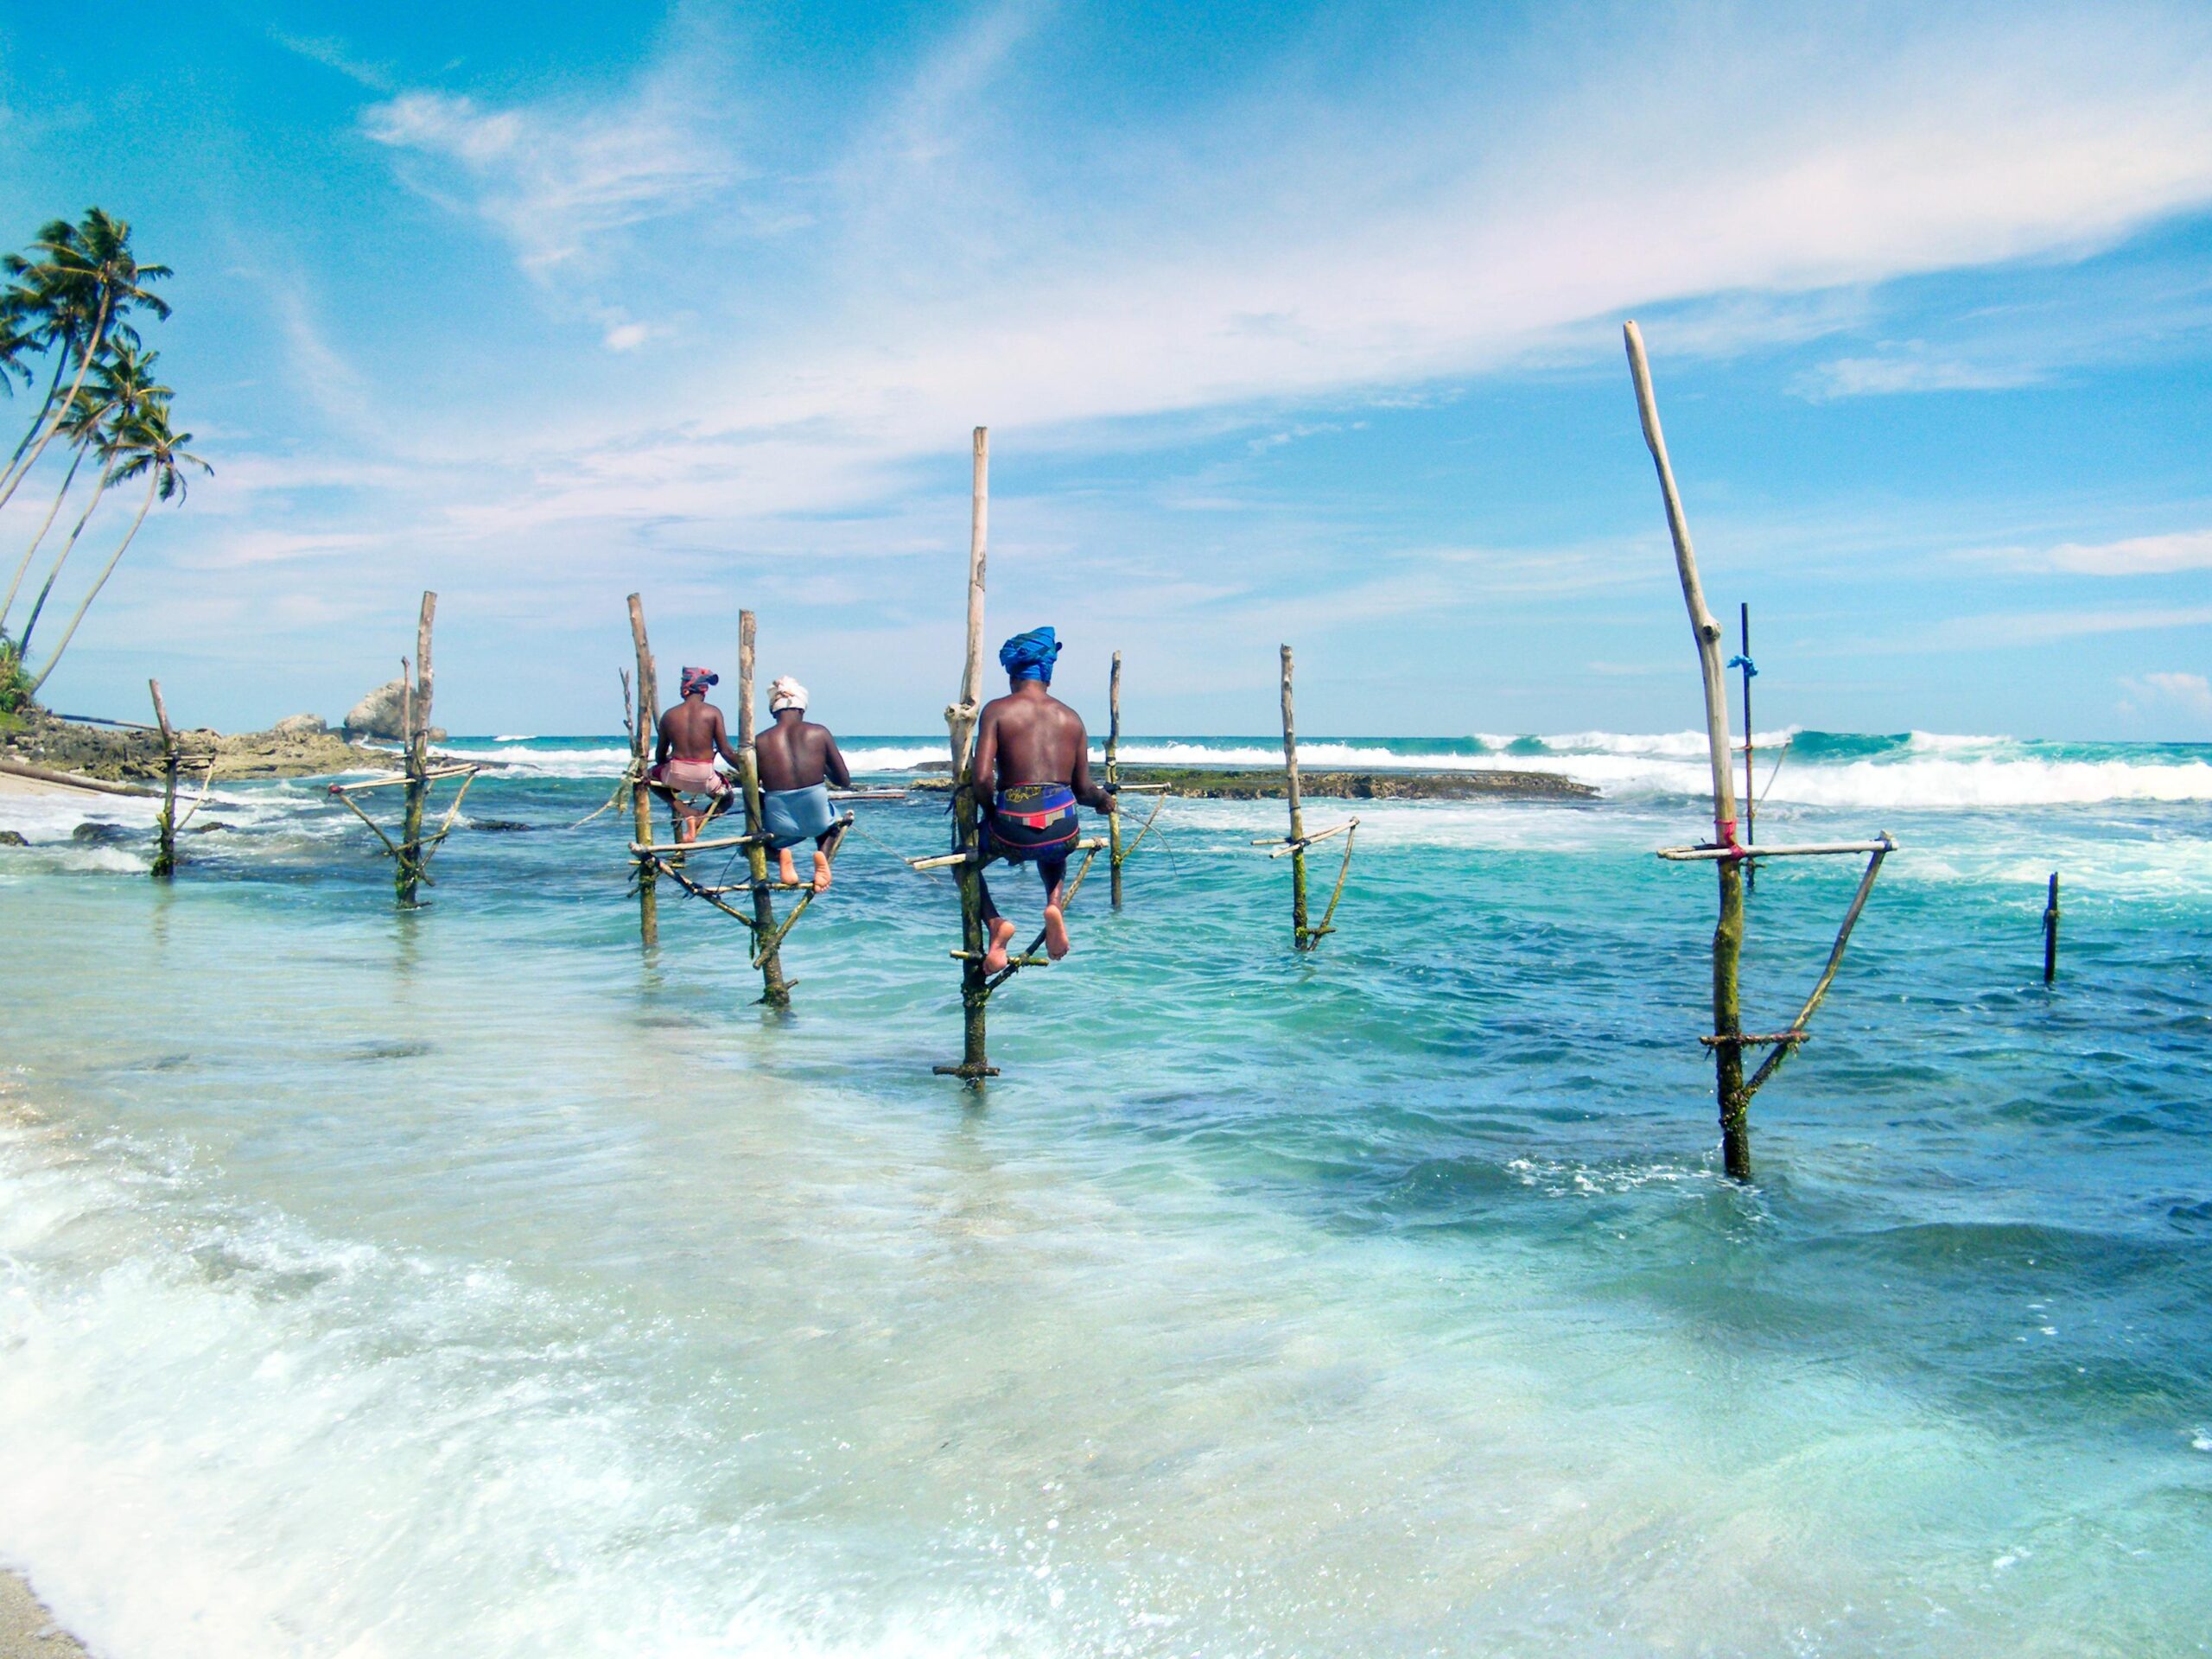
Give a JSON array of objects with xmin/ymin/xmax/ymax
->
[
  {"xmin": 988, "ymin": 783, "xmax": 1079, "ymax": 862},
  {"xmin": 761, "ymin": 782, "xmax": 836, "ymax": 849}
]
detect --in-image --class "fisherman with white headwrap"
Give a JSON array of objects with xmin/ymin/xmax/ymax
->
[{"xmin": 755, "ymin": 670, "xmax": 851, "ymax": 891}]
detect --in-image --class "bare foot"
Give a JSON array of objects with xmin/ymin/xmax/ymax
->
[
  {"xmin": 679, "ymin": 811, "xmax": 702, "ymax": 845},
  {"xmin": 777, "ymin": 848, "xmax": 800, "ymax": 886},
  {"xmin": 1042, "ymin": 904, "xmax": 1070, "ymax": 960},
  {"xmin": 981, "ymin": 918, "xmax": 1018, "ymax": 974},
  {"xmin": 811, "ymin": 850, "xmax": 833, "ymax": 893}
]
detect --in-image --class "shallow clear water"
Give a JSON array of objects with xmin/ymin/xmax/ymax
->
[{"xmin": 2, "ymin": 732, "xmax": 2208, "ymax": 1657}]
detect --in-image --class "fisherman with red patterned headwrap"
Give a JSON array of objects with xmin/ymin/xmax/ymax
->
[{"xmin": 650, "ymin": 666, "xmax": 742, "ymax": 843}]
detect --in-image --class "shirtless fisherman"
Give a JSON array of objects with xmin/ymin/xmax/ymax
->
[
  {"xmin": 969, "ymin": 626, "xmax": 1116, "ymax": 973},
  {"xmin": 754, "ymin": 677, "xmax": 851, "ymax": 891},
  {"xmin": 651, "ymin": 666, "xmax": 744, "ymax": 843}
]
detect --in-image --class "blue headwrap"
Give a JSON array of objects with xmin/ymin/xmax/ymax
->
[{"xmin": 999, "ymin": 626, "xmax": 1062, "ymax": 683}]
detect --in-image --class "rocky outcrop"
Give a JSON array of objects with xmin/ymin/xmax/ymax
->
[
  {"xmin": 343, "ymin": 680, "xmax": 409, "ymax": 741},
  {"xmin": 1, "ymin": 709, "xmax": 402, "ymax": 782},
  {"xmin": 270, "ymin": 713, "xmax": 327, "ymax": 740}
]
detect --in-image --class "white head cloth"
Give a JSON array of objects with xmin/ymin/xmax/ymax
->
[{"xmin": 768, "ymin": 676, "xmax": 809, "ymax": 714}]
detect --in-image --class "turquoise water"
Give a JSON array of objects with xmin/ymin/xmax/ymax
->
[{"xmin": 2, "ymin": 730, "xmax": 2208, "ymax": 1656}]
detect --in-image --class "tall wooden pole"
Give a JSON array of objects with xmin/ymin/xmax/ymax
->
[
  {"xmin": 938, "ymin": 427, "xmax": 995, "ymax": 1079},
  {"xmin": 626, "ymin": 594, "xmax": 659, "ymax": 947},
  {"xmin": 1624, "ymin": 322, "xmax": 1750, "ymax": 1179},
  {"xmin": 1281, "ymin": 644, "xmax": 1313, "ymax": 950},
  {"xmin": 1108, "ymin": 651, "xmax": 1124, "ymax": 909},
  {"xmin": 397, "ymin": 591, "xmax": 436, "ymax": 910},
  {"xmin": 739, "ymin": 610, "xmax": 790, "ymax": 1006},
  {"xmin": 2044, "ymin": 873, "xmax": 2061, "ymax": 986},
  {"xmin": 149, "ymin": 677, "xmax": 177, "ymax": 880},
  {"xmin": 1740, "ymin": 601, "xmax": 1756, "ymax": 893}
]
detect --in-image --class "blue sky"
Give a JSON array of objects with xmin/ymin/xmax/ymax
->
[{"xmin": 3, "ymin": 0, "xmax": 2209, "ymax": 739}]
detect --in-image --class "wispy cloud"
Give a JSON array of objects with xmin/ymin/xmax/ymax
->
[
  {"xmin": 1936, "ymin": 603, "xmax": 2212, "ymax": 646},
  {"xmin": 2049, "ymin": 528, "xmax": 2212, "ymax": 575},
  {"xmin": 361, "ymin": 69, "xmax": 737, "ymax": 275},
  {"xmin": 270, "ymin": 29, "xmax": 396, "ymax": 93},
  {"xmin": 2120, "ymin": 670, "xmax": 2212, "ymax": 719},
  {"xmin": 1796, "ymin": 349, "xmax": 2045, "ymax": 399}
]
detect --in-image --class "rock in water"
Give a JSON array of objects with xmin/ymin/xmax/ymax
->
[
  {"xmin": 0, "ymin": 830, "xmax": 28, "ymax": 847},
  {"xmin": 71, "ymin": 821, "xmax": 135, "ymax": 844},
  {"xmin": 270, "ymin": 713, "xmax": 328, "ymax": 740},
  {"xmin": 344, "ymin": 680, "xmax": 410, "ymax": 741}
]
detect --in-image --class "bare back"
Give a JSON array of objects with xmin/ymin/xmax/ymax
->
[
  {"xmin": 657, "ymin": 698, "xmax": 742, "ymax": 768},
  {"xmin": 973, "ymin": 684, "xmax": 1108, "ymax": 806},
  {"xmin": 756, "ymin": 713, "xmax": 851, "ymax": 792}
]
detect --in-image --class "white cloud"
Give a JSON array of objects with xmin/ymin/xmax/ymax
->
[
  {"xmin": 362, "ymin": 78, "xmax": 736, "ymax": 274},
  {"xmin": 1796, "ymin": 351, "xmax": 2044, "ymax": 399},
  {"xmin": 2120, "ymin": 671, "xmax": 2212, "ymax": 718},
  {"xmin": 474, "ymin": 0, "xmax": 2212, "ymax": 531},
  {"xmin": 2049, "ymin": 529, "xmax": 2212, "ymax": 575},
  {"xmin": 1940, "ymin": 604, "xmax": 2212, "ymax": 646}
]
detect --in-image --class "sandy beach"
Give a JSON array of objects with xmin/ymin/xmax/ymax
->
[{"xmin": 0, "ymin": 1572, "xmax": 88, "ymax": 1659}]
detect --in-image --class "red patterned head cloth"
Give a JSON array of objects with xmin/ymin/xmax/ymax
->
[{"xmin": 680, "ymin": 666, "xmax": 717, "ymax": 698}]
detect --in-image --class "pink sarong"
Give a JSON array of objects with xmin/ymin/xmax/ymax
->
[{"xmin": 650, "ymin": 758, "xmax": 730, "ymax": 796}]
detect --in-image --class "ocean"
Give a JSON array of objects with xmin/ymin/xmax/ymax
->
[{"xmin": 2, "ymin": 728, "xmax": 2208, "ymax": 1656}]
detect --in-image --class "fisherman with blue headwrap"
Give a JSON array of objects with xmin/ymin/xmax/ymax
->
[{"xmin": 970, "ymin": 626, "xmax": 1116, "ymax": 972}]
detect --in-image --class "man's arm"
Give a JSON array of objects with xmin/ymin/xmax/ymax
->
[
  {"xmin": 823, "ymin": 731, "xmax": 852, "ymax": 790},
  {"xmin": 1067, "ymin": 715, "xmax": 1114, "ymax": 812},
  {"xmin": 969, "ymin": 703, "xmax": 998, "ymax": 805},
  {"xmin": 653, "ymin": 712, "xmax": 670, "ymax": 767},
  {"xmin": 712, "ymin": 708, "xmax": 746, "ymax": 771}
]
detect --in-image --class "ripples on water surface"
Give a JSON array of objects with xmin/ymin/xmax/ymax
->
[{"xmin": 1, "ymin": 734, "xmax": 2208, "ymax": 1656}]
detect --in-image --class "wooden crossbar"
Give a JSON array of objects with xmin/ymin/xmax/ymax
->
[
  {"xmin": 630, "ymin": 830, "xmax": 765, "ymax": 856},
  {"xmin": 1265, "ymin": 817, "xmax": 1355, "ymax": 859},
  {"xmin": 328, "ymin": 765, "xmax": 474, "ymax": 795},
  {"xmin": 1656, "ymin": 835, "xmax": 1896, "ymax": 862},
  {"xmin": 912, "ymin": 836, "xmax": 1107, "ymax": 872}
]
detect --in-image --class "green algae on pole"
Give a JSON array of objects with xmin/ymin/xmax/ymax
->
[
  {"xmin": 1625, "ymin": 321, "xmax": 1894, "ymax": 1180},
  {"xmin": 937, "ymin": 426, "xmax": 996, "ymax": 1081},
  {"xmin": 325, "ymin": 592, "xmax": 479, "ymax": 909},
  {"xmin": 1271, "ymin": 643, "xmax": 1356, "ymax": 951},
  {"xmin": 737, "ymin": 610, "xmax": 790, "ymax": 1007},
  {"xmin": 1103, "ymin": 651, "xmax": 1170, "ymax": 910},
  {"xmin": 148, "ymin": 677, "xmax": 177, "ymax": 880},
  {"xmin": 626, "ymin": 594, "xmax": 660, "ymax": 948}
]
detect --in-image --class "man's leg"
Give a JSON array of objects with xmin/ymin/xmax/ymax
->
[
  {"xmin": 1039, "ymin": 854, "xmax": 1071, "ymax": 960},
  {"xmin": 977, "ymin": 863, "xmax": 1018, "ymax": 974},
  {"xmin": 810, "ymin": 830, "xmax": 834, "ymax": 893}
]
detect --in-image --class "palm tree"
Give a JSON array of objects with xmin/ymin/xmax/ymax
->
[
  {"xmin": 28, "ymin": 405, "xmax": 208, "ymax": 695},
  {"xmin": 10, "ymin": 346, "xmax": 168, "ymax": 648},
  {"xmin": 0, "ymin": 209, "xmax": 170, "ymax": 513},
  {"xmin": 1, "ymin": 219, "xmax": 82, "ymax": 474},
  {"xmin": 0, "ymin": 285, "xmax": 33, "ymax": 399}
]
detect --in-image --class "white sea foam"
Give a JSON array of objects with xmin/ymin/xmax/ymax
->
[{"xmin": 415, "ymin": 729, "xmax": 2212, "ymax": 809}]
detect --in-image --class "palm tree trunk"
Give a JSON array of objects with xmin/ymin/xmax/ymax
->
[
  {"xmin": 5, "ymin": 352, "xmax": 71, "ymax": 477},
  {"xmin": 0, "ymin": 293, "xmax": 107, "ymax": 512},
  {"xmin": 2, "ymin": 442, "xmax": 88, "ymax": 634},
  {"xmin": 27, "ymin": 467, "xmax": 149, "ymax": 694},
  {"xmin": 16, "ymin": 465, "xmax": 110, "ymax": 656}
]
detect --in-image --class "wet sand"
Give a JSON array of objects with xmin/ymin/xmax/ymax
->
[{"xmin": 0, "ymin": 1572, "xmax": 88, "ymax": 1658}]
